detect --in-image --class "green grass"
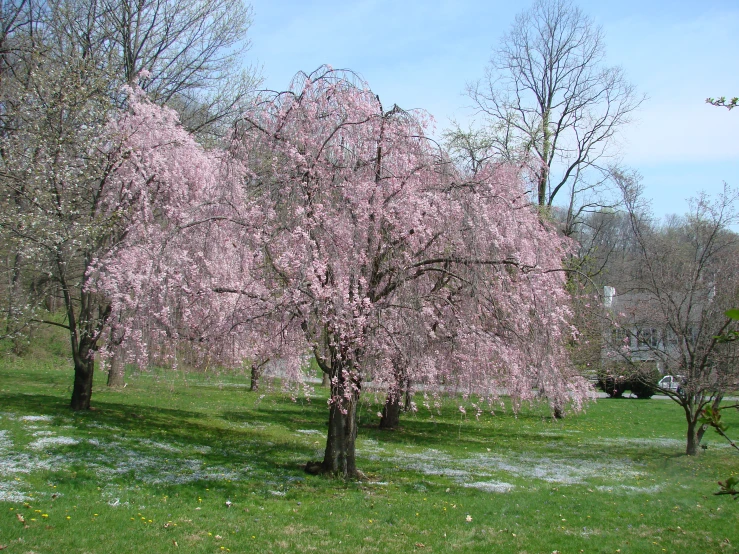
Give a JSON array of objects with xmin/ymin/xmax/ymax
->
[{"xmin": 1, "ymin": 347, "xmax": 739, "ymax": 553}]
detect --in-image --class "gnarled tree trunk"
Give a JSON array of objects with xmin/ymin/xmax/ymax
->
[
  {"xmin": 321, "ymin": 365, "xmax": 360, "ymax": 478},
  {"xmin": 686, "ymin": 417, "xmax": 700, "ymax": 456},
  {"xmin": 404, "ymin": 384, "xmax": 413, "ymax": 411},
  {"xmin": 380, "ymin": 391, "xmax": 401, "ymax": 430},
  {"xmin": 380, "ymin": 361, "xmax": 409, "ymax": 430},
  {"xmin": 683, "ymin": 394, "xmax": 723, "ymax": 456},
  {"xmin": 684, "ymin": 400, "xmax": 704, "ymax": 456},
  {"xmin": 66, "ymin": 284, "xmax": 109, "ymax": 411},
  {"xmin": 249, "ymin": 359, "xmax": 269, "ymax": 392}
]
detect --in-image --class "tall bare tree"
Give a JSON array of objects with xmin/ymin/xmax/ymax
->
[{"xmin": 467, "ymin": 0, "xmax": 643, "ymax": 235}]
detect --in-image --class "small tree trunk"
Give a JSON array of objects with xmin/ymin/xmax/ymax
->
[
  {"xmin": 63, "ymin": 280, "xmax": 109, "ymax": 411},
  {"xmin": 71, "ymin": 357, "xmax": 95, "ymax": 411},
  {"xmin": 401, "ymin": 371, "xmax": 413, "ymax": 411},
  {"xmin": 382, "ymin": 362, "xmax": 407, "ymax": 428},
  {"xmin": 686, "ymin": 417, "xmax": 700, "ymax": 456},
  {"xmin": 321, "ymin": 370, "xmax": 359, "ymax": 478},
  {"xmin": 321, "ymin": 371, "xmax": 330, "ymax": 387},
  {"xmin": 107, "ymin": 345, "xmax": 125, "ymax": 387},
  {"xmin": 250, "ymin": 363, "xmax": 261, "ymax": 392},
  {"xmin": 380, "ymin": 392, "xmax": 401, "ymax": 430}
]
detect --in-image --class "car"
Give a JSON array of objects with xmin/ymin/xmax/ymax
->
[{"xmin": 658, "ymin": 375, "xmax": 683, "ymax": 393}]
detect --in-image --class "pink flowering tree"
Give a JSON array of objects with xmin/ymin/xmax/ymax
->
[
  {"xmin": 224, "ymin": 67, "xmax": 589, "ymax": 477},
  {"xmin": 95, "ymin": 87, "xmax": 306, "ymax": 381},
  {"xmin": 98, "ymin": 68, "xmax": 590, "ymax": 477}
]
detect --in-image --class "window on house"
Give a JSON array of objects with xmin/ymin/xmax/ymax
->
[
  {"xmin": 637, "ymin": 328, "xmax": 660, "ymax": 349},
  {"xmin": 611, "ymin": 328, "xmax": 630, "ymax": 347}
]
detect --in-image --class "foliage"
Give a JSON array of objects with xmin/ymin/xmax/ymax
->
[
  {"xmin": 596, "ymin": 363, "xmax": 660, "ymax": 399},
  {"xmin": 627, "ymin": 366, "xmax": 660, "ymax": 400},
  {"xmin": 706, "ymin": 97, "xmax": 739, "ymax": 110},
  {"xmin": 715, "ymin": 309, "xmax": 739, "ymax": 344}
]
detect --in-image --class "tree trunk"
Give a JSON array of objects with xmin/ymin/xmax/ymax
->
[
  {"xmin": 5, "ymin": 252, "xmax": 22, "ymax": 340},
  {"xmin": 380, "ymin": 391, "xmax": 401, "ymax": 430},
  {"xmin": 382, "ymin": 361, "xmax": 407, "ymax": 429},
  {"xmin": 62, "ymin": 267, "xmax": 109, "ymax": 411},
  {"xmin": 321, "ymin": 371, "xmax": 360, "ymax": 478},
  {"xmin": 106, "ymin": 345, "xmax": 125, "ymax": 387},
  {"xmin": 71, "ymin": 356, "xmax": 95, "ymax": 411},
  {"xmin": 686, "ymin": 417, "xmax": 700, "ymax": 456},
  {"xmin": 321, "ymin": 371, "xmax": 330, "ymax": 387},
  {"xmin": 538, "ymin": 110, "xmax": 551, "ymax": 206},
  {"xmin": 250, "ymin": 363, "xmax": 260, "ymax": 392}
]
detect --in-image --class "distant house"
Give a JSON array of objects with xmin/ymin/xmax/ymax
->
[{"xmin": 601, "ymin": 286, "xmax": 698, "ymax": 375}]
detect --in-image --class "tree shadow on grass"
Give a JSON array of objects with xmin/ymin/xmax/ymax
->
[
  {"xmin": 220, "ymin": 397, "xmax": 573, "ymax": 458},
  {"xmin": 363, "ymin": 419, "xmax": 570, "ymax": 451},
  {"xmin": 0, "ymin": 392, "xmax": 317, "ymax": 479},
  {"xmin": 2, "ymin": 390, "xmax": 692, "ymax": 484}
]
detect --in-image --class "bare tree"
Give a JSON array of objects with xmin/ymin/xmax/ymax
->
[
  {"xmin": 565, "ymin": 169, "xmax": 645, "ymax": 285},
  {"xmin": 467, "ymin": 0, "xmax": 643, "ymax": 235},
  {"xmin": 605, "ymin": 176, "xmax": 739, "ymax": 455},
  {"xmin": 49, "ymin": 0, "xmax": 261, "ymax": 141}
]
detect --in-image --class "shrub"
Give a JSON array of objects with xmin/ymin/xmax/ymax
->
[{"xmin": 597, "ymin": 363, "xmax": 660, "ymax": 399}]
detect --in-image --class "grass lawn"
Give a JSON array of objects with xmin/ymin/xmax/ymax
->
[{"xmin": 1, "ymin": 346, "xmax": 738, "ymax": 553}]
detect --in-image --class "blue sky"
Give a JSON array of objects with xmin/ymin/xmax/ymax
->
[{"xmin": 245, "ymin": 0, "xmax": 739, "ymax": 222}]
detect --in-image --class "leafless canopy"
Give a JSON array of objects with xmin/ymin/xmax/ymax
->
[
  {"xmin": 48, "ymin": 0, "xmax": 261, "ymax": 140},
  {"xmin": 467, "ymin": 0, "xmax": 643, "ymax": 234}
]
